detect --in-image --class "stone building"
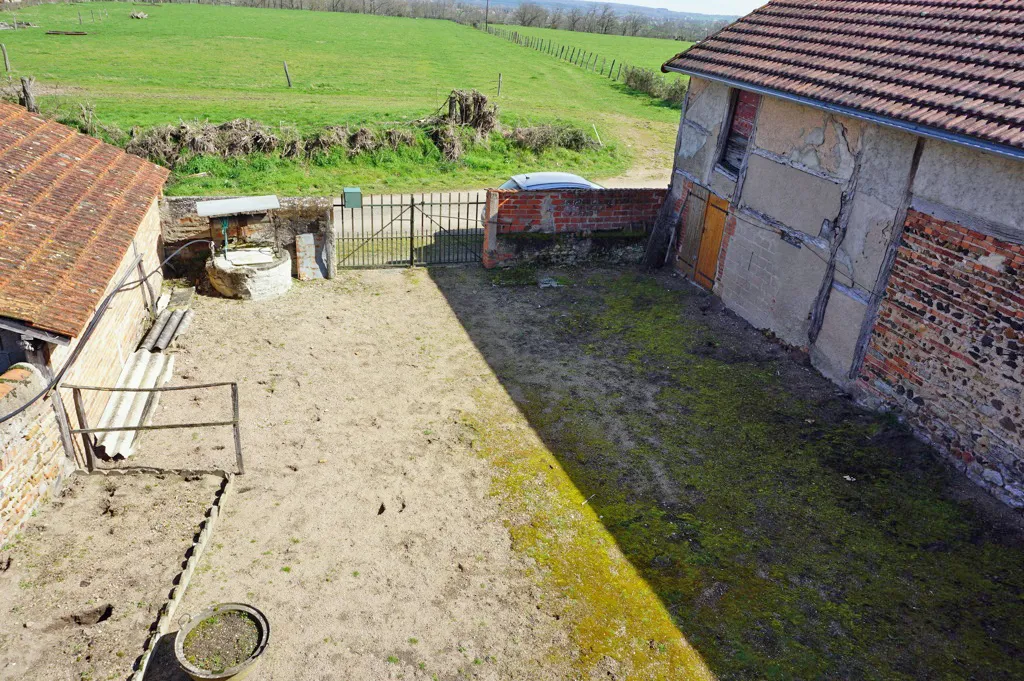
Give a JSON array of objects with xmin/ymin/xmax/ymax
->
[
  {"xmin": 661, "ymin": 1, "xmax": 1024, "ymax": 508},
  {"xmin": 0, "ymin": 103, "xmax": 169, "ymax": 542}
]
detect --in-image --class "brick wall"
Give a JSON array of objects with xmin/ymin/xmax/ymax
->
[
  {"xmin": 483, "ymin": 188, "xmax": 667, "ymax": 268},
  {"xmin": 0, "ymin": 364, "xmax": 74, "ymax": 545},
  {"xmin": 50, "ymin": 199, "xmax": 164, "ymax": 457},
  {"xmin": 859, "ymin": 209, "xmax": 1024, "ymax": 508}
]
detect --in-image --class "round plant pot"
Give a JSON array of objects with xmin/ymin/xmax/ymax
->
[{"xmin": 174, "ymin": 603, "xmax": 270, "ymax": 681}]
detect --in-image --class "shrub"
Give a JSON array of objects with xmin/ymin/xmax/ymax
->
[
  {"xmin": 624, "ymin": 67, "xmax": 664, "ymax": 99},
  {"xmin": 663, "ymin": 78, "xmax": 688, "ymax": 107},
  {"xmin": 506, "ymin": 124, "xmax": 599, "ymax": 153}
]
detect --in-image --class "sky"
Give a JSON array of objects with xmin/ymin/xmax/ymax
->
[{"xmin": 607, "ymin": 0, "xmax": 764, "ymax": 16}]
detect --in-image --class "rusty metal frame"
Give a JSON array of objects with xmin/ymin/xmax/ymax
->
[{"xmin": 64, "ymin": 381, "xmax": 244, "ymax": 475}]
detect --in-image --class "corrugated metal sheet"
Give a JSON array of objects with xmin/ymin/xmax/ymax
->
[
  {"xmin": 663, "ymin": 0, "xmax": 1024, "ymax": 155},
  {"xmin": 0, "ymin": 103, "xmax": 170, "ymax": 339},
  {"xmin": 196, "ymin": 195, "xmax": 280, "ymax": 218}
]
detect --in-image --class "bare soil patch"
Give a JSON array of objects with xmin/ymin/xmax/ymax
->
[{"xmin": 0, "ymin": 473, "xmax": 222, "ymax": 681}]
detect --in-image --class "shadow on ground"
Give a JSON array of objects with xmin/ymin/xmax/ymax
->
[
  {"xmin": 141, "ymin": 633, "xmax": 189, "ymax": 681},
  {"xmin": 429, "ymin": 265, "xmax": 1024, "ymax": 681}
]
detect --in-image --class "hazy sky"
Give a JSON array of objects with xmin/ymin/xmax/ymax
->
[{"xmin": 609, "ymin": 0, "xmax": 764, "ymax": 16}]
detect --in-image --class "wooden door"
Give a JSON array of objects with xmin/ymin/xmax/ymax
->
[
  {"xmin": 676, "ymin": 186, "xmax": 709, "ymax": 280},
  {"xmin": 694, "ymin": 195, "xmax": 729, "ymax": 289}
]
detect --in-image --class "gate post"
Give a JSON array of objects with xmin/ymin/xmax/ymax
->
[{"xmin": 409, "ymin": 196, "xmax": 416, "ymax": 267}]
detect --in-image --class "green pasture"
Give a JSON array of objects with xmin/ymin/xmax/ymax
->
[
  {"xmin": 494, "ymin": 23, "xmax": 691, "ymax": 74},
  {"xmin": 0, "ymin": 3, "xmax": 681, "ymax": 193}
]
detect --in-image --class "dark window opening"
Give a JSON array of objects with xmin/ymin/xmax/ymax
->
[{"xmin": 719, "ymin": 90, "xmax": 760, "ymax": 176}]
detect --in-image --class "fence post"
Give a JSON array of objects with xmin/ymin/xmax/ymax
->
[
  {"xmin": 71, "ymin": 388, "xmax": 95, "ymax": 473},
  {"xmin": 609, "ymin": 59, "xmax": 616, "ymax": 78},
  {"xmin": 231, "ymin": 383, "xmax": 244, "ymax": 475},
  {"xmin": 409, "ymin": 196, "xmax": 415, "ymax": 267}
]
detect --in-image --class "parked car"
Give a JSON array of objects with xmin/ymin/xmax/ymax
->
[
  {"xmin": 498, "ymin": 172, "xmax": 603, "ymax": 191},
  {"xmin": 482, "ymin": 172, "xmax": 603, "ymax": 223}
]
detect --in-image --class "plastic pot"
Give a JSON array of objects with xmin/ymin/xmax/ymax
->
[{"xmin": 174, "ymin": 603, "xmax": 270, "ymax": 681}]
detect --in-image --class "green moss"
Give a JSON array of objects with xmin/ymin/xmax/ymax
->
[{"xmin": 466, "ymin": 271, "xmax": 1024, "ymax": 681}]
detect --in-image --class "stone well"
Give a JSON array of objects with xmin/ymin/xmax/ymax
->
[{"xmin": 206, "ymin": 246, "xmax": 292, "ymax": 301}]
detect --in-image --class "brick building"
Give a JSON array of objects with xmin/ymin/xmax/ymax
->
[
  {"xmin": 0, "ymin": 103, "xmax": 169, "ymax": 542},
  {"xmin": 661, "ymin": 1, "xmax": 1024, "ymax": 508}
]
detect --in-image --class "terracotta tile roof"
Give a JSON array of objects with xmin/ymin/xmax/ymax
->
[
  {"xmin": 0, "ymin": 103, "xmax": 169, "ymax": 339},
  {"xmin": 663, "ymin": 0, "xmax": 1024, "ymax": 157}
]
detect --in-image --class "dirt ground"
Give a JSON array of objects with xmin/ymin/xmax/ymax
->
[
  {"xmin": 130, "ymin": 270, "xmax": 583, "ymax": 681},
  {"xmin": 13, "ymin": 265, "xmax": 1023, "ymax": 681},
  {"xmin": 0, "ymin": 473, "xmax": 222, "ymax": 681}
]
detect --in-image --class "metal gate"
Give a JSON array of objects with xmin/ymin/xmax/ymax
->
[{"xmin": 336, "ymin": 192, "xmax": 485, "ymax": 267}]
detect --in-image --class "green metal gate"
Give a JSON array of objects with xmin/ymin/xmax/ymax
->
[{"xmin": 336, "ymin": 192, "xmax": 485, "ymax": 267}]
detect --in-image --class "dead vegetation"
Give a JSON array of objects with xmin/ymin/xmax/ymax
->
[
  {"xmin": 40, "ymin": 88, "xmax": 600, "ymax": 169},
  {"xmin": 505, "ymin": 123, "xmax": 600, "ymax": 153}
]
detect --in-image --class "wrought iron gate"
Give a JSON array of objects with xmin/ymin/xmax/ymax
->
[{"xmin": 336, "ymin": 192, "xmax": 485, "ymax": 267}]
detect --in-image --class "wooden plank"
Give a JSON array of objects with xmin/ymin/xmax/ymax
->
[{"xmin": 694, "ymin": 195, "xmax": 729, "ymax": 290}]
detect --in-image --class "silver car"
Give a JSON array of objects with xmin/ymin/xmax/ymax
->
[{"xmin": 498, "ymin": 172, "xmax": 603, "ymax": 191}]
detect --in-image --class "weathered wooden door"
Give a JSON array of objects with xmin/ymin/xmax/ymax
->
[
  {"xmin": 676, "ymin": 186, "xmax": 709, "ymax": 279},
  {"xmin": 694, "ymin": 195, "xmax": 729, "ymax": 289}
]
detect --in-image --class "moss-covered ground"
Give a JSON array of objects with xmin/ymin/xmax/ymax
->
[{"xmin": 437, "ymin": 267, "xmax": 1024, "ymax": 681}]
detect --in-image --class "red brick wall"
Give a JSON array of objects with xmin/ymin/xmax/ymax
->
[
  {"xmin": 0, "ymin": 365, "xmax": 73, "ymax": 545},
  {"xmin": 483, "ymin": 188, "xmax": 667, "ymax": 268},
  {"xmin": 859, "ymin": 209, "xmax": 1024, "ymax": 508}
]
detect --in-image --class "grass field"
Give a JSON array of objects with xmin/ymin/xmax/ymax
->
[
  {"xmin": 496, "ymin": 24, "xmax": 692, "ymax": 74},
  {"xmin": 0, "ymin": 3, "xmax": 682, "ymax": 194}
]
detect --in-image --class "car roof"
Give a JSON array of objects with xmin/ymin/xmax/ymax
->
[{"xmin": 510, "ymin": 172, "xmax": 601, "ymax": 190}]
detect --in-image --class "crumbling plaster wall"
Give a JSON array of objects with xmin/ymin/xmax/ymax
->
[
  {"xmin": 673, "ymin": 77, "xmax": 732, "ymax": 186},
  {"xmin": 714, "ymin": 95, "xmax": 918, "ymax": 372}
]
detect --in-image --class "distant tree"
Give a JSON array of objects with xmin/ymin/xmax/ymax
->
[
  {"xmin": 565, "ymin": 7, "xmax": 584, "ymax": 31},
  {"xmin": 621, "ymin": 11, "xmax": 644, "ymax": 36},
  {"xmin": 547, "ymin": 7, "xmax": 563, "ymax": 30},
  {"xmin": 595, "ymin": 3, "xmax": 617, "ymax": 34},
  {"xmin": 513, "ymin": 1, "xmax": 547, "ymax": 27}
]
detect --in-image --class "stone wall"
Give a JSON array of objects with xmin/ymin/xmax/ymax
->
[
  {"xmin": 0, "ymin": 364, "xmax": 74, "ymax": 545},
  {"xmin": 161, "ymin": 196, "xmax": 332, "ymax": 280},
  {"xmin": 858, "ymin": 210, "xmax": 1024, "ymax": 508},
  {"xmin": 482, "ymin": 188, "xmax": 667, "ymax": 268}
]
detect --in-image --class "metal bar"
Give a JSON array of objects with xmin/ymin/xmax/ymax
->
[
  {"xmin": 231, "ymin": 383, "xmax": 244, "ymax": 475},
  {"xmin": 419, "ymin": 210, "xmax": 482, "ymax": 261},
  {"xmin": 409, "ymin": 195, "xmax": 415, "ymax": 267},
  {"xmin": 71, "ymin": 420, "xmax": 237, "ymax": 435},
  {"xmin": 137, "ymin": 259, "xmax": 157, "ymax": 316},
  {"xmin": 62, "ymin": 381, "xmax": 236, "ymax": 392},
  {"xmin": 71, "ymin": 388, "xmax": 95, "ymax": 473}
]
